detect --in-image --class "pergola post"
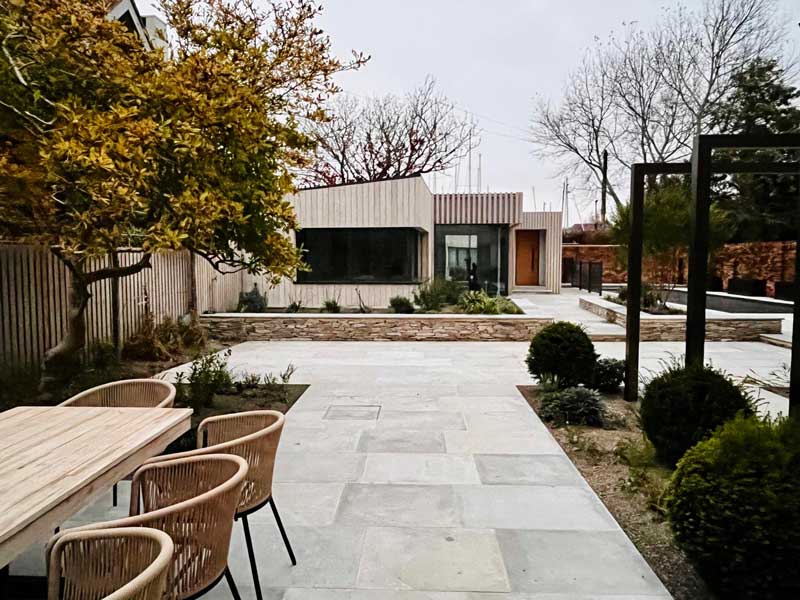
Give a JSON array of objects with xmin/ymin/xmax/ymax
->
[
  {"xmin": 686, "ymin": 136, "xmax": 713, "ymax": 366},
  {"xmin": 624, "ymin": 166, "xmax": 645, "ymax": 403},
  {"xmin": 792, "ymin": 181, "xmax": 800, "ymax": 419}
]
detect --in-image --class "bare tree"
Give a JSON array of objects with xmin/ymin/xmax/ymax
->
[
  {"xmin": 531, "ymin": 47, "xmax": 624, "ymax": 209},
  {"xmin": 303, "ymin": 77, "xmax": 478, "ymax": 186},
  {"xmin": 657, "ymin": 0, "xmax": 789, "ymax": 135},
  {"xmin": 530, "ymin": 0, "xmax": 790, "ymax": 210}
]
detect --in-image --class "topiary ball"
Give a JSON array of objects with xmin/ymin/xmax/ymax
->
[
  {"xmin": 526, "ymin": 321, "xmax": 596, "ymax": 388},
  {"xmin": 666, "ymin": 415, "xmax": 800, "ymax": 599},
  {"xmin": 593, "ymin": 357, "xmax": 626, "ymax": 393},
  {"xmin": 640, "ymin": 362, "xmax": 752, "ymax": 466}
]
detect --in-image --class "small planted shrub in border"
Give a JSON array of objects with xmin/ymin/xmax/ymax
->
[
  {"xmin": 322, "ymin": 298, "xmax": 341, "ymax": 313},
  {"xmin": 640, "ymin": 361, "xmax": 753, "ymax": 466},
  {"xmin": 237, "ymin": 283, "xmax": 267, "ymax": 313},
  {"xmin": 539, "ymin": 386, "xmax": 605, "ymax": 426},
  {"xmin": 413, "ymin": 278, "xmax": 463, "ymax": 311},
  {"xmin": 666, "ymin": 415, "xmax": 800, "ymax": 599},
  {"xmin": 593, "ymin": 357, "xmax": 626, "ymax": 393},
  {"xmin": 526, "ymin": 321, "xmax": 596, "ymax": 388},
  {"xmin": 389, "ymin": 295, "xmax": 415, "ymax": 314},
  {"xmin": 458, "ymin": 290, "xmax": 499, "ymax": 314}
]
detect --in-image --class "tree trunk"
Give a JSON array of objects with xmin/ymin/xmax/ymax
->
[
  {"xmin": 39, "ymin": 260, "xmax": 90, "ymax": 397},
  {"xmin": 38, "ymin": 250, "xmax": 152, "ymax": 399}
]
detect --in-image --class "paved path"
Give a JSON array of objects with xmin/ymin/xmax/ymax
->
[
  {"xmin": 203, "ymin": 341, "xmax": 671, "ymax": 599},
  {"xmin": 511, "ymin": 288, "xmax": 627, "ymax": 338}
]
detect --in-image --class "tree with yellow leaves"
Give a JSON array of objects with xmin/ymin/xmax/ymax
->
[{"xmin": 0, "ymin": 0, "xmax": 365, "ymax": 389}]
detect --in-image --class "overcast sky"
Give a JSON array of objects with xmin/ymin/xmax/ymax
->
[{"xmin": 140, "ymin": 0, "xmax": 800, "ymax": 222}]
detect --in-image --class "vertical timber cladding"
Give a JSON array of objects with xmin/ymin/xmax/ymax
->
[
  {"xmin": 518, "ymin": 211, "xmax": 563, "ymax": 294},
  {"xmin": 254, "ymin": 174, "xmax": 436, "ymax": 308}
]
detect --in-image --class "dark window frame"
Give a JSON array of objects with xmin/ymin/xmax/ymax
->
[{"xmin": 295, "ymin": 227, "xmax": 422, "ymax": 285}]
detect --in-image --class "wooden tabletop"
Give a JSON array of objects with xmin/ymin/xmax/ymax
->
[{"xmin": 0, "ymin": 405, "xmax": 192, "ymax": 567}]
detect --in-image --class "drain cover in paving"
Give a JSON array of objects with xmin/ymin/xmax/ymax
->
[{"xmin": 324, "ymin": 405, "xmax": 381, "ymax": 420}]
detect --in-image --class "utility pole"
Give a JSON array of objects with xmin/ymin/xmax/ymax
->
[{"xmin": 600, "ymin": 149, "xmax": 608, "ymax": 224}]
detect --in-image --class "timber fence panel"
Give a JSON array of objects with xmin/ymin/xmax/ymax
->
[{"xmin": 0, "ymin": 245, "xmax": 245, "ymax": 371}]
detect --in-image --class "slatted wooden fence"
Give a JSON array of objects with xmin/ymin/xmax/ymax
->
[{"xmin": 0, "ymin": 244, "xmax": 245, "ymax": 371}]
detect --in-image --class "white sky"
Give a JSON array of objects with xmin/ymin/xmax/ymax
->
[{"xmin": 138, "ymin": 0, "xmax": 800, "ymax": 223}]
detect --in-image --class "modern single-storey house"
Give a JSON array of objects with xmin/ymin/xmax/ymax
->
[{"xmin": 257, "ymin": 174, "xmax": 562, "ymax": 308}]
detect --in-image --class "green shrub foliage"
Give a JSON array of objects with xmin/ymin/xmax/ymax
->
[
  {"xmin": 526, "ymin": 321, "xmax": 596, "ymax": 387},
  {"xmin": 176, "ymin": 349, "xmax": 233, "ymax": 410},
  {"xmin": 413, "ymin": 278, "xmax": 463, "ymax": 311},
  {"xmin": 539, "ymin": 386, "xmax": 605, "ymax": 426},
  {"xmin": 593, "ymin": 358, "xmax": 626, "ymax": 392},
  {"xmin": 666, "ymin": 415, "xmax": 800, "ymax": 599},
  {"xmin": 389, "ymin": 295, "xmax": 415, "ymax": 313},
  {"xmin": 237, "ymin": 284, "xmax": 267, "ymax": 312},
  {"xmin": 640, "ymin": 362, "xmax": 752, "ymax": 466}
]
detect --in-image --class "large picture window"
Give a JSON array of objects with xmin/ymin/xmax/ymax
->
[{"xmin": 296, "ymin": 228, "xmax": 420, "ymax": 283}]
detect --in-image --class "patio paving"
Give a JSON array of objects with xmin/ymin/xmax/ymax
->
[
  {"xmin": 11, "ymin": 338, "xmax": 789, "ymax": 598},
  {"xmin": 190, "ymin": 340, "xmax": 673, "ymax": 599}
]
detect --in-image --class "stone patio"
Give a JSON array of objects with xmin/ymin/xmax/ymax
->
[
  {"xmin": 11, "ymin": 338, "xmax": 790, "ymax": 598},
  {"xmin": 191, "ymin": 341, "xmax": 673, "ymax": 599}
]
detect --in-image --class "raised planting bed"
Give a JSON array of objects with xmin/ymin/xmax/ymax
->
[
  {"xmin": 580, "ymin": 296, "xmax": 781, "ymax": 341},
  {"xmin": 200, "ymin": 312, "xmax": 553, "ymax": 342}
]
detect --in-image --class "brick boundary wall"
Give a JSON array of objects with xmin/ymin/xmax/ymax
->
[
  {"xmin": 200, "ymin": 314, "xmax": 554, "ymax": 343},
  {"xmin": 579, "ymin": 297, "xmax": 781, "ymax": 342},
  {"xmin": 564, "ymin": 241, "xmax": 796, "ymax": 297}
]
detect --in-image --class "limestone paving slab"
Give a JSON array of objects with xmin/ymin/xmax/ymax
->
[
  {"xmin": 361, "ymin": 453, "xmax": 481, "ymax": 485},
  {"xmin": 336, "ymin": 483, "xmax": 460, "ymax": 527},
  {"xmin": 497, "ymin": 530, "xmax": 668, "ymax": 595},
  {"xmin": 356, "ymin": 527, "xmax": 510, "ymax": 592},
  {"xmin": 357, "ymin": 429, "xmax": 446, "ymax": 453},
  {"xmin": 473, "ymin": 454, "xmax": 584, "ymax": 486}
]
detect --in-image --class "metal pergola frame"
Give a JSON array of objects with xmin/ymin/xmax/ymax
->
[{"xmin": 623, "ymin": 134, "xmax": 800, "ymax": 419}]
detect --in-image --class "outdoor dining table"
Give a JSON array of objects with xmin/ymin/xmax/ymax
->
[{"xmin": 0, "ymin": 405, "xmax": 192, "ymax": 569}]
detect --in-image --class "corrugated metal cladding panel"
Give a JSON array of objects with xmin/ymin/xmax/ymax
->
[{"xmin": 433, "ymin": 193, "xmax": 523, "ymax": 225}]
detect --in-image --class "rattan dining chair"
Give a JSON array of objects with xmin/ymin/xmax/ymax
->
[
  {"xmin": 154, "ymin": 411, "xmax": 294, "ymax": 600},
  {"xmin": 60, "ymin": 378, "xmax": 177, "ymax": 507},
  {"xmin": 56, "ymin": 454, "xmax": 248, "ymax": 600},
  {"xmin": 46, "ymin": 527, "xmax": 174, "ymax": 600}
]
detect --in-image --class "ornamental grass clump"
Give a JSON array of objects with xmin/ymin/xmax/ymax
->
[{"xmin": 666, "ymin": 415, "xmax": 800, "ymax": 599}]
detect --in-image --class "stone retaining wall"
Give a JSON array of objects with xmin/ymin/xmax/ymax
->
[
  {"xmin": 201, "ymin": 313, "xmax": 553, "ymax": 342},
  {"xmin": 579, "ymin": 297, "xmax": 782, "ymax": 342}
]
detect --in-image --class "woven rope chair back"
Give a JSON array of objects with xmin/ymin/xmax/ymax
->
[
  {"xmin": 60, "ymin": 379, "xmax": 176, "ymax": 409},
  {"xmin": 128, "ymin": 454, "xmax": 248, "ymax": 600},
  {"xmin": 46, "ymin": 527, "xmax": 173, "ymax": 600},
  {"xmin": 191, "ymin": 410, "xmax": 284, "ymax": 514}
]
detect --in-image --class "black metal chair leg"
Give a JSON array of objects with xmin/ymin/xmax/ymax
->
[
  {"xmin": 223, "ymin": 567, "xmax": 241, "ymax": 600},
  {"xmin": 269, "ymin": 497, "xmax": 296, "ymax": 566},
  {"xmin": 241, "ymin": 515, "xmax": 263, "ymax": 600},
  {"xmin": 112, "ymin": 483, "xmax": 118, "ymax": 507}
]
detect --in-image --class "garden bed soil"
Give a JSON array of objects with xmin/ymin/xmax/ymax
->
[
  {"xmin": 166, "ymin": 383, "xmax": 308, "ymax": 453},
  {"xmin": 517, "ymin": 385, "xmax": 714, "ymax": 600}
]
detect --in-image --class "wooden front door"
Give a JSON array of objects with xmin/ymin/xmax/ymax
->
[{"xmin": 515, "ymin": 231, "xmax": 540, "ymax": 286}]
